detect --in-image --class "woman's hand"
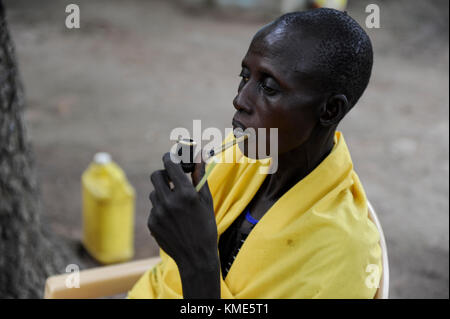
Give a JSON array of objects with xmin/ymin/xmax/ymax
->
[{"xmin": 148, "ymin": 152, "xmax": 220, "ymax": 298}]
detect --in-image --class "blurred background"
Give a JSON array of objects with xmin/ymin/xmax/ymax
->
[{"xmin": 3, "ymin": 0, "xmax": 448, "ymax": 298}]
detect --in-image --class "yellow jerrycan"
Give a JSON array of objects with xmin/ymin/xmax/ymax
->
[{"xmin": 82, "ymin": 152, "xmax": 135, "ymax": 264}]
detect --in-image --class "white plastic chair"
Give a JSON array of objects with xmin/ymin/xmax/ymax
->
[{"xmin": 367, "ymin": 201, "xmax": 390, "ymax": 299}]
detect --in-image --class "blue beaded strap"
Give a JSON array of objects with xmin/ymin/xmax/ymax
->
[{"xmin": 245, "ymin": 209, "xmax": 259, "ymax": 225}]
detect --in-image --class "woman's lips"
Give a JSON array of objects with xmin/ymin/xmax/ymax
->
[
  {"xmin": 232, "ymin": 118, "xmax": 254, "ymax": 140},
  {"xmin": 232, "ymin": 118, "xmax": 246, "ymax": 130}
]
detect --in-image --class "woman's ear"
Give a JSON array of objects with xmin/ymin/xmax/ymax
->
[{"xmin": 319, "ymin": 94, "xmax": 350, "ymax": 127}]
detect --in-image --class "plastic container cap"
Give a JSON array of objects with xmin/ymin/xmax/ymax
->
[{"xmin": 93, "ymin": 152, "xmax": 112, "ymax": 164}]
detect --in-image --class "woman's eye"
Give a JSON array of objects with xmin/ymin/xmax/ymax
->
[
  {"xmin": 239, "ymin": 68, "xmax": 250, "ymax": 82},
  {"xmin": 260, "ymin": 77, "xmax": 279, "ymax": 96},
  {"xmin": 239, "ymin": 73, "xmax": 249, "ymax": 82},
  {"xmin": 261, "ymin": 83, "xmax": 277, "ymax": 95}
]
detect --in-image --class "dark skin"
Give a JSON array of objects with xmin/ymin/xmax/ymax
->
[{"xmin": 148, "ymin": 22, "xmax": 350, "ymax": 298}]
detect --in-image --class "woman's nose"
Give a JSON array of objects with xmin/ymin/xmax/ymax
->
[{"xmin": 233, "ymin": 85, "xmax": 253, "ymax": 113}]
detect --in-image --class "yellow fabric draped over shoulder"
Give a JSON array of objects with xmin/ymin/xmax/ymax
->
[{"xmin": 127, "ymin": 131, "xmax": 382, "ymax": 299}]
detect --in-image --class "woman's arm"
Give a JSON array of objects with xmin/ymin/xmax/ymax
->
[
  {"xmin": 178, "ymin": 258, "xmax": 221, "ymax": 299},
  {"xmin": 148, "ymin": 153, "xmax": 221, "ymax": 298}
]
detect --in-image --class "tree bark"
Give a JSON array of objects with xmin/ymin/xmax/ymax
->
[{"xmin": 0, "ymin": 1, "xmax": 82, "ymax": 298}]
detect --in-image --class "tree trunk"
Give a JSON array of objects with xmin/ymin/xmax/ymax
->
[{"xmin": 0, "ymin": 1, "xmax": 82, "ymax": 298}]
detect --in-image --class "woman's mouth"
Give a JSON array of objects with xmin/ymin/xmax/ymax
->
[
  {"xmin": 232, "ymin": 118, "xmax": 247, "ymax": 138},
  {"xmin": 232, "ymin": 118, "xmax": 246, "ymax": 131},
  {"xmin": 232, "ymin": 117, "xmax": 255, "ymax": 140}
]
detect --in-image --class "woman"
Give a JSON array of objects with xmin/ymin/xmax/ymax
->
[{"xmin": 128, "ymin": 8, "xmax": 382, "ymax": 299}]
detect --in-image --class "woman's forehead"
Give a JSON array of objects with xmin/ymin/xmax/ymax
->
[
  {"xmin": 253, "ymin": 26, "xmax": 320, "ymax": 67},
  {"xmin": 250, "ymin": 24, "xmax": 289, "ymax": 55},
  {"xmin": 246, "ymin": 33, "xmax": 305, "ymax": 73},
  {"xmin": 243, "ymin": 28, "xmax": 324, "ymax": 93}
]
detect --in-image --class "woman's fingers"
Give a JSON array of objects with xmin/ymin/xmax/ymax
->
[
  {"xmin": 162, "ymin": 152, "xmax": 191, "ymax": 189},
  {"xmin": 149, "ymin": 190, "xmax": 159, "ymax": 208},
  {"xmin": 150, "ymin": 169, "xmax": 171, "ymax": 203}
]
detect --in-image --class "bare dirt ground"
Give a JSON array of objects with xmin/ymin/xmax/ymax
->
[{"xmin": 3, "ymin": 0, "xmax": 449, "ymax": 298}]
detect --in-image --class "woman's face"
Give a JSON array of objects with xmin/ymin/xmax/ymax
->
[{"xmin": 232, "ymin": 26, "xmax": 326, "ymax": 158}]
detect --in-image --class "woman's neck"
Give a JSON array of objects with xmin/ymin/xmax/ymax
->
[{"xmin": 262, "ymin": 128, "xmax": 336, "ymax": 201}]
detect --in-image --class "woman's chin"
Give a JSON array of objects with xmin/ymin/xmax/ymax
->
[{"xmin": 237, "ymin": 141, "xmax": 271, "ymax": 160}]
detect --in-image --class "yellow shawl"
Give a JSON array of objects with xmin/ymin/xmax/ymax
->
[{"xmin": 128, "ymin": 131, "xmax": 382, "ymax": 299}]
